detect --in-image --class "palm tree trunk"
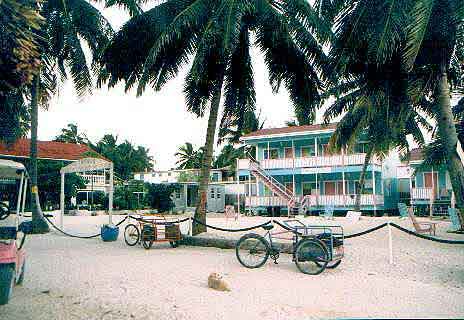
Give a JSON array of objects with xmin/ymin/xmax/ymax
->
[
  {"xmin": 193, "ymin": 78, "xmax": 224, "ymax": 235},
  {"xmin": 354, "ymin": 146, "xmax": 373, "ymax": 212},
  {"xmin": 436, "ymin": 62, "xmax": 464, "ymax": 230},
  {"xmin": 30, "ymin": 72, "xmax": 49, "ymax": 234}
]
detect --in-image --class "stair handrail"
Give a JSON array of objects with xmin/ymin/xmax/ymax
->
[{"xmin": 246, "ymin": 152, "xmax": 294, "ymax": 201}]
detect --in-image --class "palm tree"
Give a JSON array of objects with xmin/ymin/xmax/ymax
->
[
  {"xmin": 54, "ymin": 123, "xmax": 89, "ymax": 144},
  {"xmin": 324, "ymin": 81, "xmax": 430, "ymax": 211},
  {"xmin": 28, "ymin": 0, "xmax": 113, "ymax": 233},
  {"xmin": 0, "ymin": 0, "xmax": 42, "ymax": 95},
  {"xmin": 175, "ymin": 143, "xmax": 203, "ymax": 170},
  {"xmin": 100, "ymin": 0, "xmax": 328, "ymax": 234},
  {"xmin": 324, "ymin": 0, "xmax": 464, "ymax": 225}
]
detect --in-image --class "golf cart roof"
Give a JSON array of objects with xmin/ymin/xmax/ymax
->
[{"xmin": 0, "ymin": 159, "xmax": 26, "ymax": 179}]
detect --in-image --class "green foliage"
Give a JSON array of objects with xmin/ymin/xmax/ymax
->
[
  {"xmin": 177, "ymin": 171, "xmax": 200, "ymax": 183},
  {"xmin": 35, "ymin": 160, "xmax": 86, "ymax": 210},
  {"xmin": 144, "ymin": 183, "xmax": 181, "ymax": 213},
  {"xmin": 93, "ymin": 134, "xmax": 154, "ymax": 181},
  {"xmin": 112, "ymin": 180, "xmax": 145, "ymax": 210},
  {"xmin": 54, "ymin": 123, "xmax": 89, "ymax": 144},
  {"xmin": 0, "ymin": 91, "xmax": 30, "ymax": 144}
]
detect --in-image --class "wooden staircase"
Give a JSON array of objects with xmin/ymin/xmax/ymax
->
[{"xmin": 248, "ymin": 158, "xmax": 301, "ymax": 215}]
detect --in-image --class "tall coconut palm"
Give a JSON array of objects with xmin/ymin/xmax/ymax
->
[
  {"xmin": 27, "ymin": 0, "xmax": 113, "ymax": 233},
  {"xmin": 325, "ymin": 0, "xmax": 464, "ymax": 225},
  {"xmin": 324, "ymin": 80, "xmax": 430, "ymax": 211},
  {"xmin": 100, "ymin": 0, "xmax": 329, "ymax": 234},
  {"xmin": 0, "ymin": 0, "xmax": 42, "ymax": 96},
  {"xmin": 175, "ymin": 143, "xmax": 203, "ymax": 169}
]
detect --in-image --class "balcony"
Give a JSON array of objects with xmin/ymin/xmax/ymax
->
[
  {"xmin": 238, "ymin": 153, "xmax": 381, "ymax": 171},
  {"xmin": 245, "ymin": 194, "xmax": 384, "ymax": 207}
]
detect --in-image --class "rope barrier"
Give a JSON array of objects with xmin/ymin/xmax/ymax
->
[
  {"xmin": 390, "ymin": 223, "xmax": 464, "ymax": 244},
  {"xmin": 192, "ymin": 217, "xmax": 272, "ymax": 232},
  {"xmin": 344, "ymin": 223, "xmax": 389, "ymax": 239},
  {"xmin": 44, "ymin": 215, "xmax": 128, "ymax": 239}
]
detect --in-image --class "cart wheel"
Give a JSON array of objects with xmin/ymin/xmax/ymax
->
[
  {"xmin": 235, "ymin": 233, "xmax": 270, "ymax": 268},
  {"xmin": 0, "ymin": 265, "xmax": 14, "ymax": 305},
  {"xmin": 124, "ymin": 224, "xmax": 140, "ymax": 246},
  {"xmin": 16, "ymin": 260, "xmax": 25, "ymax": 285},
  {"xmin": 294, "ymin": 239, "xmax": 329, "ymax": 275},
  {"xmin": 141, "ymin": 237, "xmax": 153, "ymax": 249},
  {"xmin": 326, "ymin": 259, "xmax": 341, "ymax": 269},
  {"xmin": 169, "ymin": 241, "xmax": 179, "ymax": 248}
]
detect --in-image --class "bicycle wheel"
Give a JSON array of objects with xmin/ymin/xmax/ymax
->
[
  {"xmin": 124, "ymin": 224, "xmax": 140, "ymax": 246},
  {"xmin": 141, "ymin": 226, "xmax": 154, "ymax": 249},
  {"xmin": 235, "ymin": 233, "xmax": 270, "ymax": 268},
  {"xmin": 169, "ymin": 241, "xmax": 179, "ymax": 248},
  {"xmin": 326, "ymin": 259, "xmax": 341, "ymax": 269},
  {"xmin": 294, "ymin": 239, "xmax": 329, "ymax": 275}
]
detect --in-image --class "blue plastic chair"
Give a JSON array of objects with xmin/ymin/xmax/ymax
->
[
  {"xmin": 448, "ymin": 207, "xmax": 462, "ymax": 232},
  {"xmin": 398, "ymin": 203, "xmax": 409, "ymax": 219},
  {"xmin": 323, "ymin": 205, "xmax": 334, "ymax": 220}
]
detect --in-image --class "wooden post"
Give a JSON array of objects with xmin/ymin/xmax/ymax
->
[
  {"xmin": 342, "ymin": 147, "xmax": 346, "ymax": 206},
  {"xmin": 372, "ymin": 166, "xmax": 376, "ymax": 215},
  {"xmin": 388, "ymin": 222, "xmax": 393, "ymax": 264},
  {"xmin": 60, "ymin": 172, "xmax": 65, "ymax": 229},
  {"xmin": 430, "ymin": 167, "xmax": 435, "ymax": 218},
  {"xmin": 109, "ymin": 166, "xmax": 114, "ymax": 225},
  {"xmin": 236, "ymin": 158, "xmax": 240, "ymax": 214}
]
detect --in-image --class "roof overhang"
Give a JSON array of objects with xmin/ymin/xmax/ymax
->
[
  {"xmin": 60, "ymin": 157, "xmax": 113, "ymax": 174},
  {"xmin": 240, "ymin": 128, "xmax": 335, "ymax": 142},
  {"xmin": 0, "ymin": 159, "xmax": 26, "ymax": 179}
]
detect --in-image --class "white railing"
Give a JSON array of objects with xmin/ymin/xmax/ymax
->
[
  {"xmin": 245, "ymin": 194, "xmax": 384, "ymax": 207},
  {"xmin": 411, "ymin": 188, "xmax": 433, "ymax": 200},
  {"xmin": 237, "ymin": 153, "xmax": 381, "ymax": 170},
  {"xmin": 79, "ymin": 173, "xmax": 106, "ymax": 186}
]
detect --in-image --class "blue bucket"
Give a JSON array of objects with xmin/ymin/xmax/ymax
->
[{"xmin": 101, "ymin": 224, "xmax": 119, "ymax": 242}]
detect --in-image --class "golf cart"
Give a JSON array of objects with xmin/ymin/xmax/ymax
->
[{"xmin": 0, "ymin": 159, "xmax": 31, "ymax": 305}]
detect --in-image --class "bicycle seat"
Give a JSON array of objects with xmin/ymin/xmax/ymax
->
[{"xmin": 262, "ymin": 224, "xmax": 274, "ymax": 231}]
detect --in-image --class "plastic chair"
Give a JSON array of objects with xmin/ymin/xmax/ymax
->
[
  {"xmin": 323, "ymin": 205, "xmax": 334, "ymax": 220},
  {"xmin": 398, "ymin": 203, "xmax": 409, "ymax": 219}
]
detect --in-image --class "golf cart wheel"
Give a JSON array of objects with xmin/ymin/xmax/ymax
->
[
  {"xmin": 124, "ymin": 224, "xmax": 140, "ymax": 246},
  {"xmin": 16, "ymin": 260, "xmax": 26, "ymax": 285},
  {"xmin": 0, "ymin": 265, "xmax": 15, "ymax": 305},
  {"xmin": 235, "ymin": 233, "xmax": 270, "ymax": 268},
  {"xmin": 294, "ymin": 238, "xmax": 329, "ymax": 275}
]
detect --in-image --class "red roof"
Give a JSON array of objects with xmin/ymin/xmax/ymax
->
[
  {"xmin": 408, "ymin": 148, "xmax": 424, "ymax": 162},
  {"xmin": 241, "ymin": 123, "xmax": 338, "ymax": 139},
  {"xmin": 0, "ymin": 139, "xmax": 98, "ymax": 161}
]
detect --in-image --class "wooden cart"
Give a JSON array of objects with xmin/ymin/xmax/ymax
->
[{"xmin": 124, "ymin": 214, "xmax": 182, "ymax": 249}]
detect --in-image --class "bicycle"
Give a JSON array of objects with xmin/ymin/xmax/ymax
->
[{"xmin": 235, "ymin": 219, "xmax": 344, "ymax": 275}]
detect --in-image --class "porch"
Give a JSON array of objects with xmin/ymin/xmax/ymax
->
[{"xmin": 245, "ymin": 194, "xmax": 384, "ymax": 209}]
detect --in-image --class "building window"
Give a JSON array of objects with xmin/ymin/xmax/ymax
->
[
  {"xmin": 263, "ymin": 148, "xmax": 279, "ymax": 160},
  {"xmin": 211, "ymin": 172, "xmax": 220, "ymax": 182},
  {"xmin": 216, "ymin": 189, "xmax": 221, "ymax": 199},
  {"xmin": 210, "ymin": 188, "xmax": 215, "ymax": 199},
  {"xmin": 301, "ymin": 146, "xmax": 315, "ymax": 157},
  {"xmin": 284, "ymin": 147, "xmax": 294, "ymax": 158},
  {"xmin": 140, "ymin": 173, "xmax": 144, "ymax": 180},
  {"xmin": 175, "ymin": 189, "xmax": 181, "ymax": 199}
]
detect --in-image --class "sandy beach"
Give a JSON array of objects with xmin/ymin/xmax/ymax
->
[{"xmin": 1, "ymin": 213, "xmax": 463, "ymax": 319}]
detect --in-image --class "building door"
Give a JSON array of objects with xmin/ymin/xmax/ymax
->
[
  {"xmin": 207, "ymin": 185, "xmax": 225, "ymax": 212},
  {"xmin": 324, "ymin": 182, "xmax": 336, "ymax": 195},
  {"xmin": 424, "ymin": 172, "xmax": 438, "ymax": 194}
]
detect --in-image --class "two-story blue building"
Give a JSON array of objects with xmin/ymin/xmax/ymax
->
[{"xmin": 237, "ymin": 123, "xmax": 384, "ymax": 215}]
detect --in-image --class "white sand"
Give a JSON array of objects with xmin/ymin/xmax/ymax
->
[{"xmin": 1, "ymin": 213, "xmax": 463, "ymax": 319}]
